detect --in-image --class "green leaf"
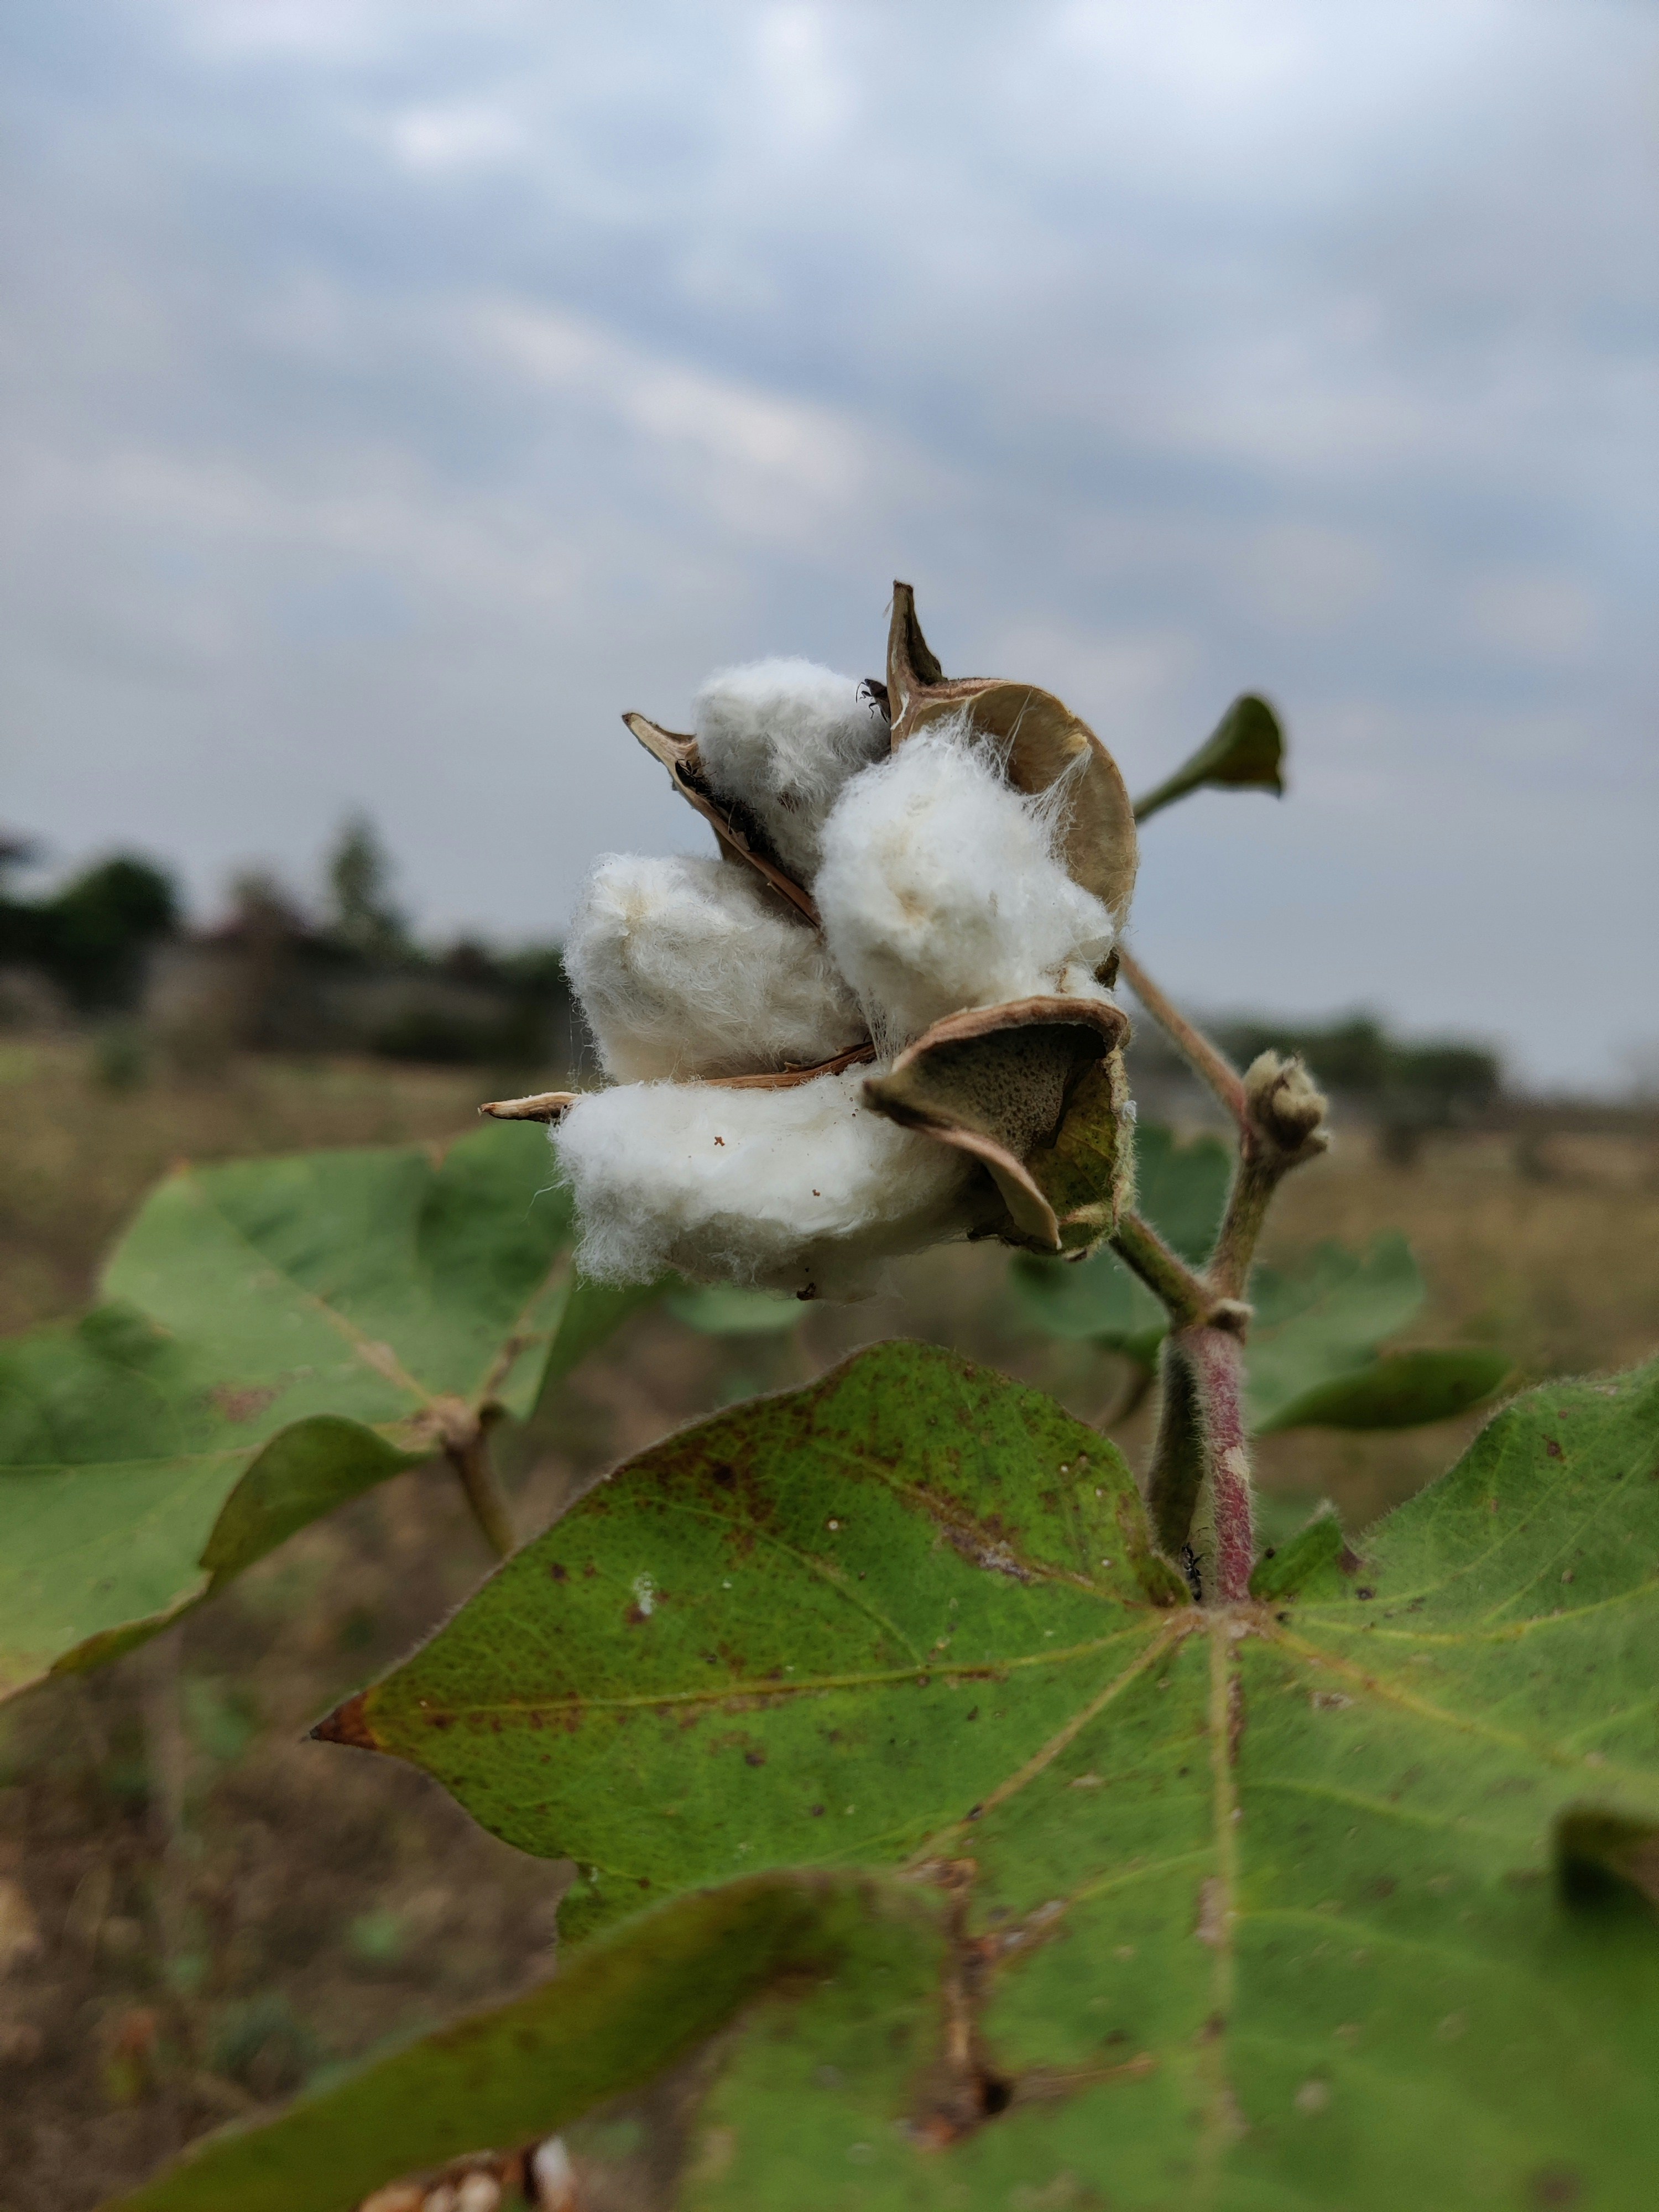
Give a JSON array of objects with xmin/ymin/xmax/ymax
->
[
  {"xmin": 1244, "ymin": 1230, "xmax": 1424, "ymax": 1429},
  {"xmin": 1258, "ymin": 1345, "xmax": 1512, "ymax": 1434},
  {"xmin": 104, "ymin": 1872, "xmax": 911, "ymax": 2212},
  {"xmin": 1247, "ymin": 1503, "xmax": 1355, "ymax": 1601},
  {"xmin": 537, "ymin": 1270, "xmax": 670, "ymax": 1397},
  {"xmin": 1018, "ymin": 1167, "xmax": 1504, "ymax": 1440},
  {"xmin": 1009, "ymin": 1122, "xmax": 1230, "ymax": 1350},
  {"xmin": 1132, "ymin": 693, "xmax": 1286, "ymax": 823},
  {"xmin": 0, "ymin": 1124, "xmax": 602, "ymax": 1702},
  {"xmin": 317, "ymin": 1343, "xmax": 1186, "ymax": 1934},
  {"xmin": 666, "ymin": 1283, "xmax": 805, "ymax": 1335},
  {"xmin": 102, "ymin": 1123, "xmax": 573, "ymax": 1425},
  {"xmin": 316, "ymin": 1349, "xmax": 1659, "ymax": 2208},
  {"xmin": 1133, "ymin": 1122, "xmax": 1235, "ymax": 1266}
]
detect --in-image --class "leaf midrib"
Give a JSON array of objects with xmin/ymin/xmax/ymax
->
[{"xmin": 206, "ymin": 1170, "xmax": 569, "ymax": 1415}]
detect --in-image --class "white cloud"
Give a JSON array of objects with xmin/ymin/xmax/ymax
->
[
  {"xmin": 171, "ymin": 0, "xmax": 392, "ymax": 61},
  {"xmin": 385, "ymin": 102, "xmax": 529, "ymax": 173},
  {"xmin": 1463, "ymin": 571, "xmax": 1600, "ymax": 662},
  {"xmin": 478, "ymin": 300, "xmax": 878, "ymax": 538},
  {"xmin": 1234, "ymin": 524, "xmax": 1391, "ymax": 635}
]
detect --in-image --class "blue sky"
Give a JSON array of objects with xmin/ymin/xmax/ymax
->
[{"xmin": 2, "ymin": 0, "xmax": 1653, "ymax": 1086}]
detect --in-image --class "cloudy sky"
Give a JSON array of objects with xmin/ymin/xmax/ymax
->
[{"xmin": 2, "ymin": 0, "xmax": 1653, "ymax": 1087}]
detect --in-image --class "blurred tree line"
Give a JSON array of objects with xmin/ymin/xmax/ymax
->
[
  {"xmin": 1212, "ymin": 1015, "xmax": 1502, "ymax": 1159},
  {"xmin": 0, "ymin": 819, "xmax": 1506, "ymax": 1115},
  {"xmin": 0, "ymin": 835, "xmax": 178, "ymax": 1013},
  {"xmin": 0, "ymin": 819, "xmax": 575, "ymax": 1072}
]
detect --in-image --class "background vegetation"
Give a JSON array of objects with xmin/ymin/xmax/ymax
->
[{"xmin": 1, "ymin": 1025, "xmax": 1656, "ymax": 2209}]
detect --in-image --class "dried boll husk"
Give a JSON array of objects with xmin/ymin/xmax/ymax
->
[
  {"xmin": 862, "ymin": 995, "xmax": 1133, "ymax": 1253},
  {"xmin": 884, "ymin": 582, "xmax": 1138, "ymax": 927},
  {"xmin": 622, "ymin": 712, "xmax": 820, "ymax": 924}
]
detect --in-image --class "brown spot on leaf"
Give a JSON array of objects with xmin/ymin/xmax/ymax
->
[
  {"xmin": 1530, "ymin": 2168, "xmax": 1582, "ymax": 2206},
  {"xmin": 310, "ymin": 1692, "xmax": 379, "ymax": 1751},
  {"xmin": 208, "ymin": 1383, "xmax": 278, "ymax": 1424}
]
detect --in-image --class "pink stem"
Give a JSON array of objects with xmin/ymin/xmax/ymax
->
[{"xmin": 1186, "ymin": 1327, "xmax": 1255, "ymax": 1604}]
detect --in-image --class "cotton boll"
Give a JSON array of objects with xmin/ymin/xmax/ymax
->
[
  {"xmin": 694, "ymin": 659, "xmax": 890, "ymax": 884},
  {"xmin": 552, "ymin": 1068, "xmax": 987, "ymax": 1298},
  {"xmin": 565, "ymin": 852, "xmax": 865, "ymax": 1083},
  {"xmin": 815, "ymin": 722, "xmax": 1119, "ymax": 1048}
]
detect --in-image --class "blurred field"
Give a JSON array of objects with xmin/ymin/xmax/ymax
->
[{"xmin": 2, "ymin": 1041, "xmax": 1657, "ymax": 2209}]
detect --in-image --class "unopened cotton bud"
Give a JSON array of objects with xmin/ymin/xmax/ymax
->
[
  {"xmin": 564, "ymin": 852, "xmax": 864, "ymax": 1083},
  {"xmin": 1244, "ymin": 1050, "xmax": 1329, "ymax": 1159},
  {"xmin": 815, "ymin": 721, "xmax": 1118, "ymax": 1051},
  {"xmin": 552, "ymin": 1065, "xmax": 987, "ymax": 1297},
  {"xmin": 693, "ymin": 658, "xmax": 890, "ymax": 883}
]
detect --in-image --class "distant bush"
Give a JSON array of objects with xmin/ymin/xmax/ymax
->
[
  {"xmin": 0, "ymin": 854, "xmax": 180, "ymax": 1013},
  {"xmin": 1215, "ymin": 1011, "xmax": 1501, "ymax": 1124}
]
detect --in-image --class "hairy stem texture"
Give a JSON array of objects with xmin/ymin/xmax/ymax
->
[
  {"xmin": 447, "ymin": 1431, "xmax": 517, "ymax": 1561},
  {"xmin": 1148, "ymin": 1326, "xmax": 1254, "ymax": 1603}
]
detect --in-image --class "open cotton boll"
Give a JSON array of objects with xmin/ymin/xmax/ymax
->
[
  {"xmin": 694, "ymin": 659, "xmax": 890, "ymax": 884},
  {"xmin": 564, "ymin": 852, "xmax": 865, "ymax": 1083},
  {"xmin": 815, "ymin": 722, "xmax": 1119, "ymax": 1048},
  {"xmin": 552, "ymin": 1068, "xmax": 986, "ymax": 1298}
]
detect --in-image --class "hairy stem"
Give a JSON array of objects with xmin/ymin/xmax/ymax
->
[
  {"xmin": 1109, "ymin": 1209, "xmax": 1211, "ymax": 1328},
  {"xmin": 1144, "ymin": 1327, "xmax": 1254, "ymax": 1600},
  {"xmin": 1109, "ymin": 965, "xmax": 1328, "ymax": 1601},
  {"xmin": 1178, "ymin": 1328, "xmax": 1255, "ymax": 1603},
  {"xmin": 447, "ymin": 1428, "xmax": 517, "ymax": 1560},
  {"xmin": 1116, "ymin": 950, "xmax": 1247, "ymax": 1129},
  {"xmin": 1207, "ymin": 1149, "xmax": 1279, "ymax": 1303}
]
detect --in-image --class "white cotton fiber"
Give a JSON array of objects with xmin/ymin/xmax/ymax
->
[
  {"xmin": 552, "ymin": 1068, "xmax": 986, "ymax": 1298},
  {"xmin": 694, "ymin": 659, "xmax": 890, "ymax": 884},
  {"xmin": 564, "ymin": 852, "xmax": 865, "ymax": 1083},
  {"xmin": 814, "ymin": 721, "xmax": 1119, "ymax": 1049}
]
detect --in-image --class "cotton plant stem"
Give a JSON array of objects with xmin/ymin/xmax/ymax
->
[
  {"xmin": 1207, "ymin": 1149, "xmax": 1280, "ymax": 1303},
  {"xmin": 1115, "ymin": 950, "xmax": 1248, "ymax": 1129},
  {"xmin": 1107, "ymin": 961, "xmax": 1328, "ymax": 1603},
  {"xmin": 447, "ymin": 1429, "xmax": 517, "ymax": 1560},
  {"xmin": 1195, "ymin": 1330, "xmax": 1255, "ymax": 1604},
  {"xmin": 1109, "ymin": 1210, "xmax": 1211, "ymax": 1328}
]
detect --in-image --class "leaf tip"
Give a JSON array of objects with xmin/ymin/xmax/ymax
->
[{"xmin": 311, "ymin": 1690, "xmax": 382, "ymax": 1751}]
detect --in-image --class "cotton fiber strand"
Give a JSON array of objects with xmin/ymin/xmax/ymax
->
[
  {"xmin": 564, "ymin": 852, "xmax": 864, "ymax": 1083},
  {"xmin": 552, "ymin": 1068, "xmax": 985, "ymax": 1298},
  {"xmin": 694, "ymin": 658, "xmax": 890, "ymax": 883},
  {"xmin": 815, "ymin": 721, "xmax": 1118, "ymax": 1047}
]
